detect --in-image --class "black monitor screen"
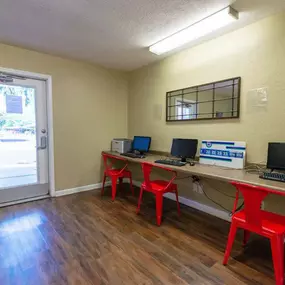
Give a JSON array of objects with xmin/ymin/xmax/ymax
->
[
  {"xmin": 267, "ymin": 142, "xmax": 285, "ymax": 170},
  {"xmin": 132, "ymin": 136, "xmax": 151, "ymax": 152},
  {"xmin": 171, "ymin": 138, "xmax": 198, "ymax": 161}
]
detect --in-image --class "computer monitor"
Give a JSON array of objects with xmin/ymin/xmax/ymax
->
[
  {"xmin": 267, "ymin": 142, "xmax": 285, "ymax": 171},
  {"xmin": 132, "ymin": 136, "xmax": 151, "ymax": 154},
  {"xmin": 171, "ymin": 138, "xmax": 198, "ymax": 162}
]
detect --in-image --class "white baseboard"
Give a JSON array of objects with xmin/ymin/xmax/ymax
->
[
  {"xmin": 55, "ymin": 181, "xmax": 111, "ymax": 197},
  {"xmin": 55, "ymin": 180, "xmax": 230, "ymax": 222},
  {"xmin": 132, "ymin": 180, "xmax": 230, "ymax": 222},
  {"xmin": 163, "ymin": 192, "xmax": 231, "ymax": 222}
]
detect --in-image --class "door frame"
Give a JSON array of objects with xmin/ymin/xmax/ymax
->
[{"xmin": 0, "ymin": 66, "xmax": 55, "ymax": 198}]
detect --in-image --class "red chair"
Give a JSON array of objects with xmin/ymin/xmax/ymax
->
[
  {"xmin": 136, "ymin": 162, "xmax": 180, "ymax": 226},
  {"xmin": 101, "ymin": 153, "xmax": 134, "ymax": 201},
  {"xmin": 223, "ymin": 181, "xmax": 285, "ymax": 285}
]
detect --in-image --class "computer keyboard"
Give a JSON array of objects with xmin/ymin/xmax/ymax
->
[
  {"xmin": 260, "ymin": 172, "xmax": 285, "ymax": 183},
  {"xmin": 155, "ymin": 159, "xmax": 186, "ymax": 167},
  {"xmin": 120, "ymin": 153, "xmax": 145, "ymax": 159}
]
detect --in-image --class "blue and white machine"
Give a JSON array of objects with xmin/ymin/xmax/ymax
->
[{"xmin": 199, "ymin": 140, "xmax": 246, "ymax": 169}]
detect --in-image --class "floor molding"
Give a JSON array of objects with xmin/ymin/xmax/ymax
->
[
  {"xmin": 132, "ymin": 180, "xmax": 230, "ymax": 222},
  {"xmin": 0, "ymin": 195, "xmax": 50, "ymax": 208},
  {"xmin": 56, "ymin": 179, "xmax": 230, "ymax": 222},
  {"xmin": 55, "ymin": 182, "xmax": 111, "ymax": 197},
  {"xmin": 163, "ymin": 192, "xmax": 231, "ymax": 222}
]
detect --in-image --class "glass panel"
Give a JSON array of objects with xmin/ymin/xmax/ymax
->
[
  {"xmin": 197, "ymin": 101, "xmax": 212, "ymax": 117},
  {"xmin": 168, "ymin": 90, "xmax": 182, "ymax": 97},
  {"xmin": 197, "ymin": 113, "xmax": 213, "ymax": 119},
  {"xmin": 198, "ymin": 83, "xmax": 214, "ymax": 92},
  {"xmin": 215, "ymin": 80, "xmax": 233, "ymax": 89},
  {"xmin": 233, "ymin": 98, "xmax": 238, "ymax": 114},
  {"xmin": 168, "ymin": 106, "xmax": 176, "ymax": 118},
  {"xmin": 0, "ymin": 84, "xmax": 37, "ymax": 189},
  {"xmin": 183, "ymin": 86, "xmax": 197, "ymax": 95},
  {"xmin": 214, "ymin": 98, "xmax": 233, "ymax": 117},
  {"xmin": 178, "ymin": 102, "xmax": 197, "ymax": 120},
  {"xmin": 198, "ymin": 89, "xmax": 213, "ymax": 103},
  {"xmin": 184, "ymin": 92, "xmax": 197, "ymax": 101},
  {"xmin": 165, "ymin": 78, "xmax": 240, "ymax": 121},
  {"xmin": 215, "ymin": 86, "xmax": 233, "ymax": 99},
  {"xmin": 168, "ymin": 95, "xmax": 182, "ymax": 107}
]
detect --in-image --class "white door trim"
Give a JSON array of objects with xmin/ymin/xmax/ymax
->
[{"xmin": 0, "ymin": 66, "xmax": 56, "ymax": 197}]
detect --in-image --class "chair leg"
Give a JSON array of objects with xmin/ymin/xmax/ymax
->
[
  {"xmin": 136, "ymin": 186, "xmax": 144, "ymax": 214},
  {"xmin": 111, "ymin": 176, "xmax": 118, "ymax": 201},
  {"xmin": 129, "ymin": 174, "xmax": 134, "ymax": 196},
  {"xmin": 156, "ymin": 193, "xmax": 163, "ymax": 226},
  {"xmin": 101, "ymin": 174, "xmax": 107, "ymax": 196},
  {"xmin": 223, "ymin": 221, "xmax": 238, "ymax": 265},
  {"xmin": 243, "ymin": 230, "xmax": 250, "ymax": 247},
  {"xmin": 175, "ymin": 189, "xmax": 181, "ymax": 216},
  {"xmin": 270, "ymin": 235, "xmax": 284, "ymax": 285}
]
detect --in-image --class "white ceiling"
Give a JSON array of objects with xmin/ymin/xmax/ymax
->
[{"xmin": 0, "ymin": 0, "xmax": 285, "ymax": 71}]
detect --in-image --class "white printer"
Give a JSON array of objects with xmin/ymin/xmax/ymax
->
[{"xmin": 111, "ymin": 138, "xmax": 132, "ymax": 153}]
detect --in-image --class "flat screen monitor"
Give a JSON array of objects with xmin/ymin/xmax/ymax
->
[
  {"xmin": 267, "ymin": 142, "xmax": 285, "ymax": 170},
  {"xmin": 132, "ymin": 136, "xmax": 151, "ymax": 154},
  {"xmin": 171, "ymin": 138, "xmax": 198, "ymax": 162}
]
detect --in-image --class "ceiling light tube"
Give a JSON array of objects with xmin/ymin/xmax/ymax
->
[{"xmin": 149, "ymin": 6, "xmax": 239, "ymax": 55}]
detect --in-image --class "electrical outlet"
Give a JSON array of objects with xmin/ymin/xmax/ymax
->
[
  {"xmin": 197, "ymin": 183, "xmax": 203, "ymax": 194},
  {"xmin": 193, "ymin": 182, "xmax": 203, "ymax": 194}
]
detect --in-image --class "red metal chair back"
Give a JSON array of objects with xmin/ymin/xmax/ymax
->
[
  {"xmin": 138, "ymin": 162, "xmax": 179, "ymax": 226},
  {"xmin": 231, "ymin": 181, "xmax": 270, "ymax": 229},
  {"xmin": 101, "ymin": 152, "xmax": 133, "ymax": 201},
  {"xmin": 141, "ymin": 162, "xmax": 177, "ymax": 192},
  {"xmin": 102, "ymin": 153, "xmax": 128, "ymax": 176},
  {"xmin": 141, "ymin": 162, "xmax": 153, "ymax": 190}
]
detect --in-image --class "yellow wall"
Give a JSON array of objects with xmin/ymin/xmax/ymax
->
[
  {"xmin": 129, "ymin": 12, "xmax": 285, "ymax": 164},
  {"xmin": 128, "ymin": 12, "xmax": 285, "ymax": 214},
  {"xmin": 0, "ymin": 43, "xmax": 128, "ymax": 191}
]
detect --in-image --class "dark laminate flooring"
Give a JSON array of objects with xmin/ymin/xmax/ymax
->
[{"xmin": 0, "ymin": 184, "xmax": 278, "ymax": 285}]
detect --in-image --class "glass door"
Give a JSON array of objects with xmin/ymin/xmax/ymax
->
[{"xmin": 0, "ymin": 74, "xmax": 49, "ymax": 204}]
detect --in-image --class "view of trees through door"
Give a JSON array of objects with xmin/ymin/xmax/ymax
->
[{"xmin": 0, "ymin": 84, "xmax": 37, "ymax": 188}]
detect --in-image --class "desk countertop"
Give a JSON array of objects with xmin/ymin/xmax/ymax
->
[{"xmin": 103, "ymin": 151, "xmax": 285, "ymax": 194}]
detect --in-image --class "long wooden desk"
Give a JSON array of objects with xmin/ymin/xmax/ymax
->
[{"xmin": 103, "ymin": 151, "xmax": 285, "ymax": 195}]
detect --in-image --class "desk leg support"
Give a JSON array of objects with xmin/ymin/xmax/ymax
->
[
  {"xmin": 136, "ymin": 186, "xmax": 144, "ymax": 214},
  {"xmin": 111, "ymin": 177, "xmax": 118, "ymax": 201},
  {"xmin": 156, "ymin": 193, "xmax": 163, "ymax": 226},
  {"xmin": 270, "ymin": 235, "xmax": 284, "ymax": 285}
]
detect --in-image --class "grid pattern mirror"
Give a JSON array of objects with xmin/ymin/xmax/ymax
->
[{"xmin": 166, "ymin": 77, "xmax": 241, "ymax": 121}]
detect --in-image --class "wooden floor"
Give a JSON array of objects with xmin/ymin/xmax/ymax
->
[{"xmin": 0, "ymin": 184, "xmax": 277, "ymax": 285}]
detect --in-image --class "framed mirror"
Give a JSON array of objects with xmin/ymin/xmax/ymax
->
[{"xmin": 166, "ymin": 77, "xmax": 241, "ymax": 122}]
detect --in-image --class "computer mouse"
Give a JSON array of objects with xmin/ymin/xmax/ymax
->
[{"xmin": 189, "ymin": 162, "xmax": 195, "ymax": 166}]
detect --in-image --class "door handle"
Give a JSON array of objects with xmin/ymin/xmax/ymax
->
[{"xmin": 37, "ymin": 136, "xmax": 47, "ymax": 150}]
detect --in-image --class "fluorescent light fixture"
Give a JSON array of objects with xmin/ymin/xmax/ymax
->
[{"xmin": 149, "ymin": 6, "xmax": 239, "ymax": 55}]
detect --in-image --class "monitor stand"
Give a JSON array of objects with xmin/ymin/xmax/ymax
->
[{"xmin": 181, "ymin": 157, "xmax": 187, "ymax": 163}]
